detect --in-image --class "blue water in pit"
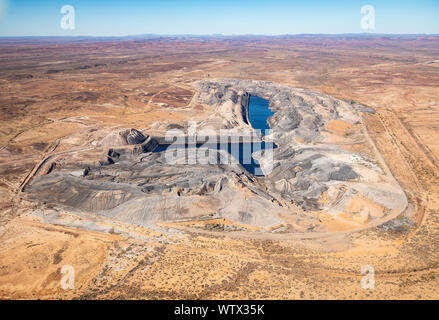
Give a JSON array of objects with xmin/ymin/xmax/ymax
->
[
  {"xmin": 153, "ymin": 96, "xmax": 274, "ymax": 176},
  {"xmin": 153, "ymin": 141, "xmax": 273, "ymax": 176},
  {"xmin": 248, "ymin": 95, "xmax": 274, "ymax": 131}
]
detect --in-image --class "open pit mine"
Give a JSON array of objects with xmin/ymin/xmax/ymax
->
[{"xmin": 23, "ymin": 79, "xmax": 407, "ymax": 236}]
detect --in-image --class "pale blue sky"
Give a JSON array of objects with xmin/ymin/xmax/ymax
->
[{"xmin": 0, "ymin": 0, "xmax": 438, "ymax": 36}]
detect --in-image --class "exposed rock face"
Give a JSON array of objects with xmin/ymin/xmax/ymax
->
[
  {"xmin": 197, "ymin": 82, "xmax": 252, "ymax": 129},
  {"xmin": 24, "ymin": 79, "xmax": 407, "ymax": 233},
  {"xmin": 102, "ymin": 128, "xmax": 148, "ymax": 146},
  {"xmin": 125, "ymin": 129, "xmax": 147, "ymax": 145},
  {"xmin": 101, "ymin": 128, "xmax": 158, "ymax": 156}
]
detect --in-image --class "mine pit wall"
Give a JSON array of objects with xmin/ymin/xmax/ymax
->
[
  {"xmin": 241, "ymin": 92, "xmax": 250, "ymax": 126},
  {"xmin": 242, "ymin": 91, "xmax": 275, "ymax": 130}
]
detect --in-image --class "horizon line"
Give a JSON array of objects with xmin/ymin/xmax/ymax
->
[{"xmin": 0, "ymin": 32, "xmax": 439, "ymax": 39}]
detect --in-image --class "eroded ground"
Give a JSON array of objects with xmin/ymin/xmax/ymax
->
[{"xmin": 1, "ymin": 36, "xmax": 439, "ymax": 299}]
